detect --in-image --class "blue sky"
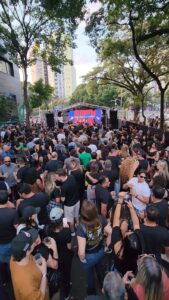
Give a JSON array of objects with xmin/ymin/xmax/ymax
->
[{"xmin": 73, "ymin": 2, "xmax": 100, "ymax": 85}]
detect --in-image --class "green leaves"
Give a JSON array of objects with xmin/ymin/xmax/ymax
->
[
  {"xmin": 29, "ymin": 79, "xmax": 54, "ymax": 109},
  {"xmin": 70, "ymin": 81, "xmax": 118, "ymax": 107},
  {"xmin": 86, "ymin": 0, "xmax": 169, "ymax": 128},
  {"xmin": 0, "ymin": 0, "xmax": 85, "ymax": 125}
]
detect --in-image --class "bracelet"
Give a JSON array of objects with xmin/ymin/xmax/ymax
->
[
  {"xmin": 117, "ymin": 202, "xmax": 122, "ymax": 205},
  {"xmin": 42, "ymin": 273, "xmax": 47, "ymax": 278}
]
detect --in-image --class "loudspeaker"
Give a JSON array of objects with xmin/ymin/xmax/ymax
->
[
  {"xmin": 46, "ymin": 113, "xmax": 54, "ymax": 128},
  {"xmin": 101, "ymin": 110, "xmax": 107, "ymax": 127},
  {"xmin": 110, "ymin": 110, "xmax": 118, "ymax": 129}
]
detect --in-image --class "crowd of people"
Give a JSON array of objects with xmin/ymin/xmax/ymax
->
[{"xmin": 0, "ymin": 121, "xmax": 169, "ymax": 300}]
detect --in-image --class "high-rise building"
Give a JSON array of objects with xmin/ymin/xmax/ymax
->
[
  {"xmin": 29, "ymin": 59, "xmax": 49, "ymax": 84},
  {"xmin": 28, "ymin": 47, "xmax": 76, "ymax": 100},
  {"xmin": 63, "ymin": 47, "xmax": 76, "ymax": 99}
]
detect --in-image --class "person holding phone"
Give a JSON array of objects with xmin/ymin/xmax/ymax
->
[
  {"xmin": 111, "ymin": 192, "xmax": 145, "ymax": 275},
  {"xmin": 10, "ymin": 228, "xmax": 49, "ymax": 300}
]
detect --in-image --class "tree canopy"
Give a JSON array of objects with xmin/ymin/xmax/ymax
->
[
  {"xmin": 86, "ymin": 0, "xmax": 169, "ymax": 129},
  {"xmin": 29, "ymin": 79, "xmax": 54, "ymax": 109},
  {"xmin": 70, "ymin": 81, "xmax": 118, "ymax": 107},
  {"xmin": 0, "ymin": 0, "xmax": 86, "ymax": 126}
]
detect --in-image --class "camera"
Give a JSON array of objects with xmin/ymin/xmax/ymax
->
[{"xmin": 124, "ymin": 193, "xmax": 132, "ymax": 203}]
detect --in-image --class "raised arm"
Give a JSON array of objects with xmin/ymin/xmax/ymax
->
[
  {"xmin": 113, "ymin": 192, "xmax": 126, "ymax": 228},
  {"xmin": 127, "ymin": 200, "xmax": 140, "ymax": 230}
]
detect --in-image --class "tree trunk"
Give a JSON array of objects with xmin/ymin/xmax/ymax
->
[
  {"xmin": 134, "ymin": 106, "xmax": 140, "ymax": 122},
  {"xmin": 141, "ymin": 96, "xmax": 146, "ymax": 125},
  {"xmin": 160, "ymin": 89, "xmax": 165, "ymax": 130},
  {"xmin": 23, "ymin": 66, "xmax": 30, "ymax": 128}
]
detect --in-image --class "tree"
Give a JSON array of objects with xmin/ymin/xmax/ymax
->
[
  {"xmin": 86, "ymin": 0, "xmax": 169, "ymax": 129},
  {"xmin": 70, "ymin": 81, "xmax": 118, "ymax": 107},
  {"xmin": 0, "ymin": 0, "xmax": 86, "ymax": 127},
  {"xmin": 29, "ymin": 79, "xmax": 54, "ymax": 109},
  {"xmin": 83, "ymin": 39, "xmax": 153, "ymax": 123},
  {"xmin": 0, "ymin": 95, "xmax": 17, "ymax": 122},
  {"xmin": 70, "ymin": 84, "xmax": 89, "ymax": 104}
]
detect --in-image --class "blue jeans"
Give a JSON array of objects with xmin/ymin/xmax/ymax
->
[
  {"xmin": 114, "ymin": 180, "xmax": 120, "ymax": 201},
  {"xmin": 0, "ymin": 243, "xmax": 11, "ymax": 263},
  {"xmin": 81, "ymin": 248, "xmax": 105, "ymax": 292}
]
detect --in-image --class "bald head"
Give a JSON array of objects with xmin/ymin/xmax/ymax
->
[{"xmin": 51, "ymin": 152, "xmax": 58, "ymax": 159}]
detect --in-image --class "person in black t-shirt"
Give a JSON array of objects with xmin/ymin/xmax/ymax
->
[
  {"xmin": 47, "ymin": 207, "xmax": 73, "ymax": 300},
  {"xmin": 151, "ymin": 185, "xmax": 168, "ymax": 227},
  {"xmin": 140, "ymin": 204, "xmax": 169, "ymax": 262},
  {"xmin": 106, "ymin": 145, "xmax": 121, "ymax": 179},
  {"xmin": 55, "ymin": 168, "xmax": 80, "ymax": 235},
  {"xmin": 0, "ymin": 190, "xmax": 18, "ymax": 263},
  {"xmin": 101, "ymin": 159, "xmax": 118, "ymax": 192},
  {"xmin": 44, "ymin": 152, "xmax": 63, "ymax": 174},
  {"xmin": 15, "ymin": 156, "xmax": 43, "ymax": 192},
  {"xmin": 95, "ymin": 176, "xmax": 113, "ymax": 218},
  {"xmin": 17, "ymin": 183, "xmax": 49, "ymax": 225},
  {"xmin": 69, "ymin": 159, "xmax": 85, "ymax": 202}
]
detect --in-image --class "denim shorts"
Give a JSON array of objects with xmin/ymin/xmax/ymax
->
[{"xmin": 0, "ymin": 243, "xmax": 11, "ymax": 263}]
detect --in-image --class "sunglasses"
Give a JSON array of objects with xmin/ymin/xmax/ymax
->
[
  {"xmin": 139, "ymin": 175, "xmax": 146, "ymax": 179},
  {"xmin": 5, "ymin": 161, "xmax": 11, "ymax": 163},
  {"xmin": 138, "ymin": 254, "xmax": 155, "ymax": 259}
]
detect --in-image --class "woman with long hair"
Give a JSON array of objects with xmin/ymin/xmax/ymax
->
[
  {"xmin": 156, "ymin": 160, "xmax": 169, "ymax": 188},
  {"xmin": 147, "ymin": 142, "xmax": 159, "ymax": 166},
  {"xmin": 44, "ymin": 172, "xmax": 61, "ymax": 214},
  {"xmin": 132, "ymin": 255, "xmax": 169, "ymax": 300},
  {"xmin": 77, "ymin": 200, "xmax": 112, "ymax": 295},
  {"xmin": 119, "ymin": 144, "xmax": 130, "ymax": 160},
  {"xmin": 120, "ymin": 157, "xmax": 139, "ymax": 186},
  {"xmin": 44, "ymin": 172, "xmax": 57, "ymax": 197},
  {"xmin": 150, "ymin": 160, "xmax": 169, "ymax": 192}
]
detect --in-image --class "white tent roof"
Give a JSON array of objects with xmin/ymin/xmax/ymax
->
[{"xmin": 58, "ymin": 102, "xmax": 112, "ymax": 112}]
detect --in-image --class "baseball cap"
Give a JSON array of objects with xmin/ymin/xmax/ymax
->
[
  {"xmin": 22, "ymin": 206, "xmax": 40, "ymax": 219},
  {"xmin": 11, "ymin": 229, "xmax": 39, "ymax": 258},
  {"xmin": 49, "ymin": 207, "xmax": 63, "ymax": 223}
]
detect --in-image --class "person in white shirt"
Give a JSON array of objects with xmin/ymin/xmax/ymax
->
[
  {"xmin": 57, "ymin": 129, "xmax": 66, "ymax": 142},
  {"xmin": 88, "ymin": 143, "xmax": 97, "ymax": 153},
  {"xmin": 123, "ymin": 169, "xmax": 150, "ymax": 214}
]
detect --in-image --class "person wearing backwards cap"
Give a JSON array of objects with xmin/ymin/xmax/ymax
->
[
  {"xmin": 10, "ymin": 228, "xmax": 49, "ymax": 300},
  {"xmin": 47, "ymin": 206, "xmax": 73, "ymax": 300}
]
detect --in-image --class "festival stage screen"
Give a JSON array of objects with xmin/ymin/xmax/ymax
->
[{"xmin": 68, "ymin": 109, "xmax": 102, "ymax": 125}]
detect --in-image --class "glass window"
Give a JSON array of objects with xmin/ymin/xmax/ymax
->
[
  {"xmin": 0, "ymin": 60, "xmax": 7, "ymax": 73},
  {"xmin": 0, "ymin": 59, "xmax": 14, "ymax": 76}
]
